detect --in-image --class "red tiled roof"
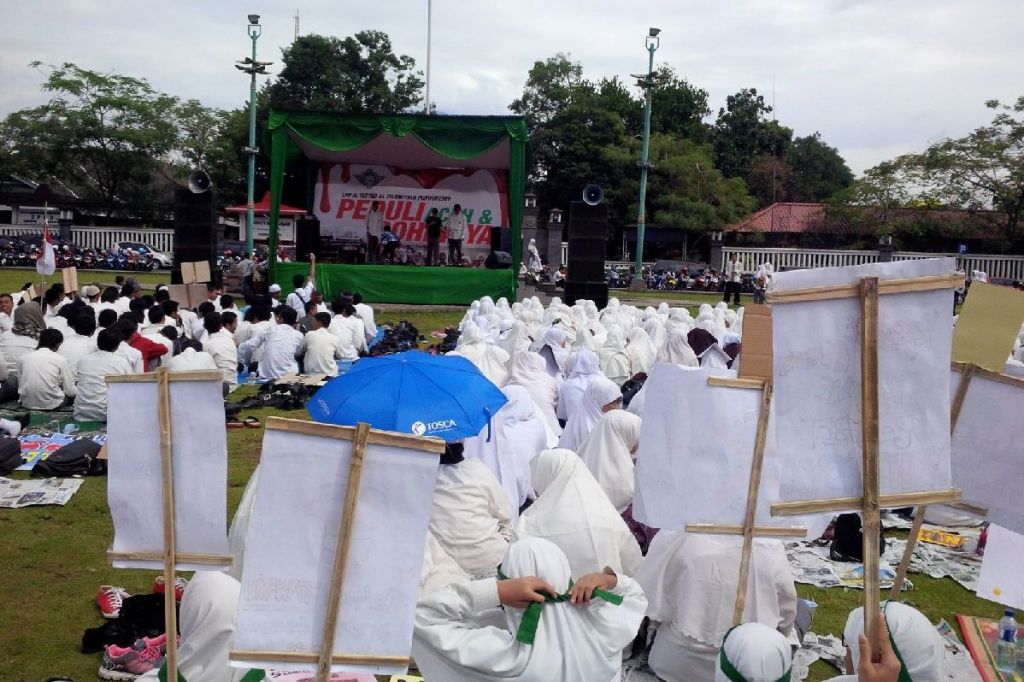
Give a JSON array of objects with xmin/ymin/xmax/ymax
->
[{"xmin": 725, "ymin": 202, "xmax": 1006, "ymax": 240}]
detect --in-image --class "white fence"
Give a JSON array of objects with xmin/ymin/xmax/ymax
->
[
  {"xmin": 721, "ymin": 247, "xmax": 1024, "ymax": 281},
  {"xmin": 0, "ymin": 225, "xmax": 175, "ymax": 252}
]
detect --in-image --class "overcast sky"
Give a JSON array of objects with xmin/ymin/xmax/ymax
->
[{"xmin": 4, "ymin": 0, "xmax": 1022, "ymax": 174}]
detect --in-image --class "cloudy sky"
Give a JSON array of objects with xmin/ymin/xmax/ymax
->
[{"xmin": 4, "ymin": 0, "xmax": 1022, "ymax": 174}]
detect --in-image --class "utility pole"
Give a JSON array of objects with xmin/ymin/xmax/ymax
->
[
  {"xmin": 630, "ymin": 27, "xmax": 661, "ymax": 290},
  {"xmin": 425, "ymin": 0, "xmax": 433, "ymax": 113},
  {"xmin": 236, "ymin": 15, "xmax": 272, "ymax": 258}
]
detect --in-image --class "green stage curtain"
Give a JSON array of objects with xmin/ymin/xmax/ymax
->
[{"xmin": 275, "ymin": 263, "xmax": 515, "ymax": 305}]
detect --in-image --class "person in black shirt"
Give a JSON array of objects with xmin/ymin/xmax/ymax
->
[{"xmin": 425, "ymin": 208, "xmax": 443, "ymax": 266}]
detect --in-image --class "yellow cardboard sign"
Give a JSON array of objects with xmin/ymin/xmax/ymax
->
[{"xmin": 952, "ymin": 282, "xmax": 1024, "ymax": 371}]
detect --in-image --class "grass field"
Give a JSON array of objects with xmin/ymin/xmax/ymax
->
[{"xmin": 0, "ymin": 303, "xmax": 1001, "ymax": 681}]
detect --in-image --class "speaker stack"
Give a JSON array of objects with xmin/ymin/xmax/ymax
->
[
  {"xmin": 564, "ymin": 193, "xmax": 609, "ymax": 309},
  {"xmin": 295, "ymin": 215, "xmax": 321, "ymax": 262},
  {"xmin": 172, "ymin": 187, "xmax": 216, "ymax": 285}
]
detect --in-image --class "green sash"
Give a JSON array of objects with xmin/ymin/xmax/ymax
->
[{"xmin": 496, "ymin": 570, "xmax": 623, "ymax": 645}]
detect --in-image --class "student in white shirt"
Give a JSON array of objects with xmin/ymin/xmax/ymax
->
[
  {"xmin": 444, "ymin": 203, "xmax": 468, "ymax": 266},
  {"xmin": 327, "ymin": 301, "xmax": 366, "ymax": 361},
  {"xmin": 237, "ymin": 306, "xmax": 305, "ymax": 380},
  {"xmin": 218, "ymin": 294, "xmax": 240, "ymax": 316},
  {"xmin": 202, "ymin": 312, "xmax": 239, "ymax": 394},
  {"xmin": 1, "ymin": 302, "xmax": 46, "ymax": 378},
  {"xmin": 303, "ymin": 313, "xmax": 343, "ymax": 377},
  {"xmin": 365, "ymin": 200, "xmax": 385, "ymax": 264},
  {"xmin": 19, "ymin": 329, "xmax": 76, "ymax": 410},
  {"xmin": 285, "ymin": 254, "xmax": 316, "ymax": 318},
  {"xmin": 74, "ymin": 328, "xmax": 133, "ymax": 421},
  {"xmin": 0, "ymin": 293, "xmax": 14, "ymax": 334},
  {"xmin": 98, "ymin": 309, "xmax": 144, "ymax": 375},
  {"xmin": 352, "ymin": 293, "xmax": 377, "ymax": 343},
  {"xmin": 192, "ymin": 302, "xmax": 216, "ymax": 345},
  {"xmin": 235, "ymin": 305, "xmax": 272, "ymax": 365},
  {"xmin": 204, "ymin": 284, "xmax": 222, "ymax": 312},
  {"xmin": 57, "ymin": 313, "xmax": 97, "ymax": 382}
]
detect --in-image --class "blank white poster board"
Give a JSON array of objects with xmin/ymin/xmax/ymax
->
[
  {"xmin": 950, "ymin": 370, "xmax": 1024, "ymax": 535},
  {"xmin": 770, "ymin": 258, "xmax": 957, "ymax": 502},
  {"xmin": 107, "ymin": 373, "xmax": 230, "ymax": 570},
  {"xmin": 977, "ymin": 524, "xmax": 1024, "ymax": 611},
  {"xmin": 633, "ymin": 363, "xmax": 829, "ymax": 537},
  {"xmin": 232, "ymin": 421, "xmax": 441, "ymax": 676}
]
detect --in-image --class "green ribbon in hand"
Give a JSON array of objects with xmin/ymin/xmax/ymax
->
[{"xmin": 496, "ymin": 569, "xmax": 623, "ymax": 645}]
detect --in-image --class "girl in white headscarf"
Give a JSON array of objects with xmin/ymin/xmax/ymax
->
[
  {"xmin": 715, "ymin": 623, "xmax": 793, "ymax": 682},
  {"xmin": 636, "ymin": 532, "xmax": 797, "ymax": 682},
  {"xmin": 556, "ymin": 348, "xmax": 605, "ymax": 421},
  {"xmin": 558, "ymin": 376, "xmax": 621, "ymax": 451},
  {"xmin": 515, "ymin": 449, "xmax": 642, "ymax": 577},
  {"xmin": 537, "ymin": 327, "xmax": 571, "ymax": 380},
  {"xmin": 450, "ymin": 323, "xmax": 511, "ymax": 386},
  {"xmin": 598, "ymin": 327, "xmax": 631, "ymax": 386},
  {"xmin": 830, "ymin": 602, "xmax": 945, "ymax": 681},
  {"xmin": 656, "ymin": 329, "xmax": 700, "ymax": 367},
  {"xmin": 626, "ymin": 327, "xmax": 657, "ymax": 375},
  {"xmin": 576, "ymin": 409, "xmax": 641, "ymax": 512},
  {"xmin": 412, "ymin": 537, "xmax": 647, "ymax": 682},
  {"xmin": 464, "ymin": 385, "xmax": 549, "ymax": 520},
  {"xmin": 644, "ymin": 315, "xmax": 668, "ymax": 351},
  {"xmin": 505, "ymin": 351, "xmax": 562, "ymax": 442},
  {"xmin": 498, "ymin": 319, "xmax": 533, "ymax": 360}
]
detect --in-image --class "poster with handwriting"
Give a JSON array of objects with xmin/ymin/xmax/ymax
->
[
  {"xmin": 107, "ymin": 376, "xmax": 230, "ymax": 570},
  {"xmin": 770, "ymin": 258, "xmax": 957, "ymax": 502},
  {"xmin": 951, "ymin": 370, "xmax": 1024, "ymax": 534},
  {"xmin": 232, "ymin": 425, "xmax": 441, "ymax": 676}
]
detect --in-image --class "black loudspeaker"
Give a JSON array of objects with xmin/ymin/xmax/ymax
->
[
  {"xmin": 564, "ymin": 280, "xmax": 609, "ymax": 309},
  {"xmin": 567, "ymin": 201, "xmax": 608, "ymax": 283},
  {"xmin": 172, "ymin": 188, "xmax": 215, "ymax": 285},
  {"xmin": 485, "ymin": 251, "xmax": 513, "ymax": 269},
  {"xmin": 295, "ymin": 216, "xmax": 320, "ymax": 261},
  {"xmin": 489, "ymin": 226, "xmax": 513, "ymax": 254}
]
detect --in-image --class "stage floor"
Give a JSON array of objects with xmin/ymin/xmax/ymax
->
[{"xmin": 274, "ymin": 262, "xmax": 515, "ymax": 305}]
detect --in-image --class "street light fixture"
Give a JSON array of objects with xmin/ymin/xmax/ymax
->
[
  {"xmin": 630, "ymin": 28, "xmax": 661, "ymax": 290},
  {"xmin": 237, "ymin": 14, "xmax": 272, "ymax": 259}
]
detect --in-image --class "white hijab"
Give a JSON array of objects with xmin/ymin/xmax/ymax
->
[
  {"xmin": 558, "ymin": 376, "xmax": 621, "ymax": 451},
  {"xmin": 839, "ymin": 603, "xmax": 945, "ymax": 682},
  {"xmin": 539, "ymin": 327, "xmax": 571, "ymax": 379},
  {"xmin": 644, "ymin": 316, "xmax": 667, "ymax": 351},
  {"xmin": 598, "ymin": 327, "xmax": 631, "ymax": 386},
  {"xmin": 464, "ymin": 385, "xmax": 548, "ymax": 520},
  {"xmin": 498, "ymin": 319, "xmax": 532, "ymax": 359},
  {"xmin": 656, "ymin": 329, "xmax": 699, "ymax": 367},
  {"xmin": 557, "ymin": 348, "xmax": 604, "ymax": 421},
  {"xmin": 635, "ymin": 532, "xmax": 797, "ymax": 648},
  {"xmin": 626, "ymin": 327, "xmax": 657, "ymax": 375},
  {"xmin": 450, "ymin": 323, "xmax": 511, "ymax": 386},
  {"xmin": 715, "ymin": 623, "xmax": 793, "ymax": 682},
  {"xmin": 515, "ymin": 449, "xmax": 643, "ymax": 577},
  {"xmin": 577, "ymin": 410, "xmax": 641, "ymax": 512},
  {"xmin": 504, "ymin": 351, "xmax": 562, "ymax": 442}
]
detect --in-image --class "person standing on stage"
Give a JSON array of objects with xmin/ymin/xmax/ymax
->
[
  {"xmin": 425, "ymin": 207, "xmax": 443, "ymax": 266},
  {"xmin": 445, "ymin": 203, "xmax": 467, "ymax": 266},
  {"xmin": 365, "ymin": 200, "xmax": 384, "ymax": 264}
]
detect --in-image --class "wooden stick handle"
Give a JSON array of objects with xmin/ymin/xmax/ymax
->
[
  {"xmin": 860, "ymin": 277, "xmax": 882, "ymax": 649},
  {"xmin": 316, "ymin": 422, "xmax": 371, "ymax": 682},
  {"xmin": 156, "ymin": 368, "xmax": 179, "ymax": 680}
]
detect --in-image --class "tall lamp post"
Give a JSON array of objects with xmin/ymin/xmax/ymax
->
[
  {"xmin": 236, "ymin": 14, "xmax": 272, "ymax": 259},
  {"xmin": 630, "ymin": 27, "xmax": 660, "ymax": 290}
]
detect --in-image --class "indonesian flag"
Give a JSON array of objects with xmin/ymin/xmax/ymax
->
[{"xmin": 37, "ymin": 222, "xmax": 56, "ymax": 276}]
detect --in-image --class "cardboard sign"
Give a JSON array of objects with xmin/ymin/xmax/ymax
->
[
  {"xmin": 953, "ymin": 281, "xmax": 1024, "ymax": 372},
  {"xmin": 179, "ymin": 261, "xmax": 212, "ymax": 285},
  {"xmin": 106, "ymin": 372, "xmax": 231, "ymax": 571},
  {"xmin": 739, "ymin": 304, "xmax": 772, "ymax": 380},
  {"xmin": 62, "ymin": 266, "xmax": 78, "ymax": 294},
  {"xmin": 977, "ymin": 524, "xmax": 1024, "ymax": 611}
]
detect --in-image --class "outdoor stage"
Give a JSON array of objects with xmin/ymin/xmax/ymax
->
[{"xmin": 275, "ymin": 262, "xmax": 515, "ymax": 305}]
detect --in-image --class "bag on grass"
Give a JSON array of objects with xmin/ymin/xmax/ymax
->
[
  {"xmin": 31, "ymin": 438, "xmax": 105, "ymax": 478},
  {"xmin": 0, "ymin": 436, "xmax": 22, "ymax": 475},
  {"xmin": 829, "ymin": 512, "xmax": 887, "ymax": 562}
]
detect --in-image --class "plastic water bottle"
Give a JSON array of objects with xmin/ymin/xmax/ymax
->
[{"xmin": 996, "ymin": 608, "xmax": 1017, "ymax": 673}]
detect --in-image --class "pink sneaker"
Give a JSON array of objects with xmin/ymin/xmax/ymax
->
[
  {"xmin": 99, "ymin": 643, "xmax": 164, "ymax": 680},
  {"xmin": 96, "ymin": 585, "xmax": 131, "ymax": 619},
  {"xmin": 133, "ymin": 632, "xmax": 172, "ymax": 653}
]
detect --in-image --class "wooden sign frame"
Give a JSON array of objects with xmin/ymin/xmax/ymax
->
[
  {"xmin": 228, "ymin": 416, "xmax": 445, "ymax": 682},
  {"xmin": 684, "ymin": 375, "xmax": 807, "ymax": 626},
  {"xmin": 105, "ymin": 368, "xmax": 232, "ymax": 681},
  {"xmin": 766, "ymin": 273, "xmax": 963, "ymax": 646}
]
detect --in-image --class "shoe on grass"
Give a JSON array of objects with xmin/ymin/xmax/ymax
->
[
  {"xmin": 96, "ymin": 585, "xmax": 131, "ymax": 619},
  {"xmin": 98, "ymin": 643, "xmax": 163, "ymax": 680},
  {"xmin": 152, "ymin": 575, "xmax": 188, "ymax": 601}
]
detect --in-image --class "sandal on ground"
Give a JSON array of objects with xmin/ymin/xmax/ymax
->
[{"xmin": 243, "ymin": 416, "xmax": 261, "ymax": 428}]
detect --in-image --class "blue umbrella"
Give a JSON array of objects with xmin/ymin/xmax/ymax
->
[{"xmin": 308, "ymin": 350, "xmax": 508, "ymax": 441}]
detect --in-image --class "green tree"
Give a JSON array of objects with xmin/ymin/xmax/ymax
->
[
  {"xmin": 649, "ymin": 66, "xmax": 711, "ymax": 141},
  {"xmin": 509, "ymin": 53, "xmax": 592, "ymax": 132},
  {"xmin": 713, "ymin": 88, "xmax": 776, "ymax": 179},
  {"xmin": 269, "ymin": 32, "xmax": 423, "ymax": 112},
  {"xmin": 0, "ymin": 62, "xmax": 179, "ymax": 218},
  {"xmin": 786, "ymin": 132, "xmax": 854, "ymax": 202},
  {"xmin": 174, "ymin": 99, "xmax": 226, "ymax": 170}
]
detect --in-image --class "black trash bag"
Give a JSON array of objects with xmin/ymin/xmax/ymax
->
[
  {"xmin": 829, "ymin": 512, "xmax": 887, "ymax": 562},
  {"xmin": 0, "ymin": 436, "xmax": 22, "ymax": 476}
]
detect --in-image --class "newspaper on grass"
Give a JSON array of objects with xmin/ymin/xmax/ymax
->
[{"xmin": 0, "ymin": 477, "xmax": 83, "ymax": 508}]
